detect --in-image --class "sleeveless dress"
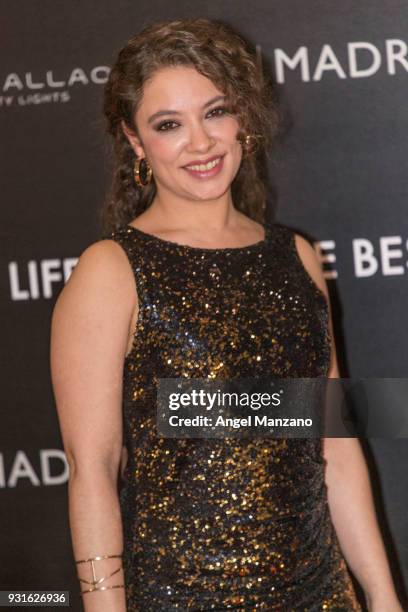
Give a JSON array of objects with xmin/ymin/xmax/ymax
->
[{"xmin": 106, "ymin": 220, "xmax": 362, "ymax": 611}]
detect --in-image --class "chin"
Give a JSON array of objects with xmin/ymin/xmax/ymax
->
[
  {"xmin": 186, "ymin": 182, "xmax": 232, "ymax": 202},
  {"xmin": 190, "ymin": 190, "xmax": 228, "ymax": 202}
]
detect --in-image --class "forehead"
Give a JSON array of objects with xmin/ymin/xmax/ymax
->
[{"xmin": 138, "ymin": 65, "xmax": 223, "ymax": 113}]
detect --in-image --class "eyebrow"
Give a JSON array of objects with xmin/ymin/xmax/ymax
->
[{"xmin": 147, "ymin": 94, "xmax": 226, "ymax": 124}]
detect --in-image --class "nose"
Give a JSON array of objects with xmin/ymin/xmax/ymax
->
[{"xmin": 186, "ymin": 121, "xmax": 215, "ymax": 153}]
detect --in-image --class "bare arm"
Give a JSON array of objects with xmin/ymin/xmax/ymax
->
[
  {"xmin": 50, "ymin": 239, "xmax": 137, "ymax": 612},
  {"xmin": 294, "ymin": 233, "xmax": 403, "ymax": 612}
]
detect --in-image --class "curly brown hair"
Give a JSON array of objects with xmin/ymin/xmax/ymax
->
[{"xmin": 100, "ymin": 17, "xmax": 280, "ymax": 236}]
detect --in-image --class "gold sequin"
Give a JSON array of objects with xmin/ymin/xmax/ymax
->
[{"xmin": 105, "ymin": 221, "xmax": 362, "ymax": 611}]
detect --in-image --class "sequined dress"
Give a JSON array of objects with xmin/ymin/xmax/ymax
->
[{"xmin": 106, "ymin": 220, "xmax": 362, "ymax": 611}]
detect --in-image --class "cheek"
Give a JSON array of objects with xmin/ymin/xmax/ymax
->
[
  {"xmin": 143, "ymin": 133, "xmax": 185, "ymax": 165},
  {"xmin": 222, "ymin": 121, "xmax": 242, "ymax": 160},
  {"xmin": 214, "ymin": 123, "xmax": 242, "ymax": 165},
  {"xmin": 208, "ymin": 117, "xmax": 240, "ymax": 144}
]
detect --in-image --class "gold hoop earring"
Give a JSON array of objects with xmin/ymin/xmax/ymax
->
[
  {"xmin": 134, "ymin": 157, "xmax": 152, "ymax": 187},
  {"xmin": 237, "ymin": 133, "xmax": 262, "ymax": 157}
]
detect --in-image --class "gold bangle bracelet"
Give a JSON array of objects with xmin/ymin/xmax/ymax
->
[
  {"xmin": 75, "ymin": 553, "xmax": 123, "ymax": 564},
  {"xmin": 75, "ymin": 552, "xmax": 124, "ymax": 595},
  {"xmin": 80, "ymin": 584, "xmax": 125, "ymax": 595}
]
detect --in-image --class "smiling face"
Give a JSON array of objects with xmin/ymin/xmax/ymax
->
[{"xmin": 122, "ymin": 65, "xmax": 243, "ymax": 204}]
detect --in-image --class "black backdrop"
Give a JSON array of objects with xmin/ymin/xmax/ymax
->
[{"xmin": 1, "ymin": 1, "xmax": 407, "ymax": 609}]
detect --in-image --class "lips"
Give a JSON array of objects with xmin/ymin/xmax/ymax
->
[{"xmin": 183, "ymin": 154, "xmax": 224, "ymax": 172}]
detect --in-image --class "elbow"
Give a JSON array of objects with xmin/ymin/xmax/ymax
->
[
  {"xmin": 323, "ymin": 438, "xmax": 364, "ymax": 489},
  {"xmin": 65, "ymin": 450, "xmax": 121, "ymax": 483}
]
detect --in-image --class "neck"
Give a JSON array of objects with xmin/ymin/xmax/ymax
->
[{"xmin": 148, "ymin": 187, "xmax": 242, "ymax": 233}]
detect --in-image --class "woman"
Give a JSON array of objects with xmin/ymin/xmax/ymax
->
[{"xmin": 50, "ymin": 18, "xmax": 403, "ymax": 612}]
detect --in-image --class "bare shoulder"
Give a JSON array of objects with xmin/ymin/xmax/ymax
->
[
  {"xmin": 53, "ymin": 238, "xmax": 137, "ymax": 313},
  {"xmin": 293, "ymin": 232, "xmax": 329, "ymax": 301},
  {"xmin": 50, "ymin": 238, "xmax": 138, "ymax": 368},
  {"xmin": 66, "ymin": 238, "xmax": 135, "ymax": 289}
]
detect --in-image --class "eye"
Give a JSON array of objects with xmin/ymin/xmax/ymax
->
[
  {"xmin": 206, "ymin": 106, "xmax": 229, "ymax": 118},
  {"xmin": 154, "ymin": 106, "xmax": 230, "ymax": 131},
  {"xmin": 155, "ymin": 120, "xmax": 179, "ymax": 132}
]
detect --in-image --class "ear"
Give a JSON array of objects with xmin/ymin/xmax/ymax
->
[{"xmin": 121, "ymin": 120, "xmax": 145, "ymax": 159}]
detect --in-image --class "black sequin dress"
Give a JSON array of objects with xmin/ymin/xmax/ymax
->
[{"xmin": 106, "ymin": 220, "xmax": 362, "ymax": 611}]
